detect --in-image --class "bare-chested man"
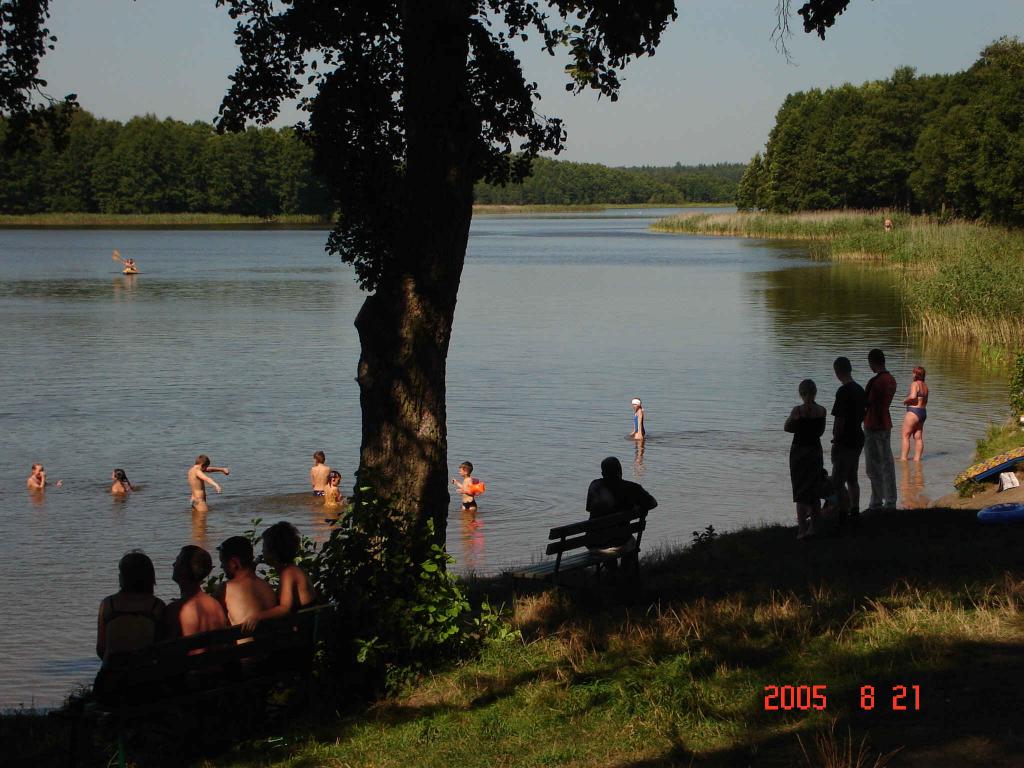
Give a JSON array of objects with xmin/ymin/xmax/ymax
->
[
  {"xmin": 309, "ymin": 450, "xmax": 331, "ymax": 497},
  {"xmin": 214, "ymin": 536, "xmax": 277, "ymax": 627},
  {"xmin": 188, "ymin": 454, "xmax": 229, "ymax": 512},
  {"xmin": 165, "ymin": 545, "xmax": 228, "ymax": 639}
]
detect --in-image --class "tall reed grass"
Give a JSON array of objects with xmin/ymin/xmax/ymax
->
[{"xmin": 654, "ymin": 210, "xmax": 1024, "ymax": 354}]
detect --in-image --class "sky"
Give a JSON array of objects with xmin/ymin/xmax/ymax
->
[{"xmin": 36, "ymin": 0, "xmax": 1024, "ymax": 167}]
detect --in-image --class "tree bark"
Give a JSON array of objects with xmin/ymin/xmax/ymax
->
[{"xmin": 353, "ymin": 0, "xmax": 476, "ymax": 551}]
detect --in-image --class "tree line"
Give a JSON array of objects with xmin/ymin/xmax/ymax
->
[
  {"xmin": 0, "ymin": 110, "xmax": 333, "ymax": 216},
  {"xmin": 737, "ymin": 37, "xmax": 1024, "ymax": 226},
  {"xmin": 474, "ymin": 158, "xmax": 744, "ymax": 205},
  {"xmin": 0, "ymin": 109, "xmax": 742, "ymax": 216}
]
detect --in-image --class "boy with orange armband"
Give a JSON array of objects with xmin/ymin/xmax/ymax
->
[{"xmin": 452, "ymin": 461, "xmax": 485, "ymax": 512}]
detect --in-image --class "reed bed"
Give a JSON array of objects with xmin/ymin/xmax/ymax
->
[{"xmin": 654, "ymin": 211, "xmax": 1024, "ymax": 353}]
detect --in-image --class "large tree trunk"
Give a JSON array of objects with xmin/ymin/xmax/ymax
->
[{"xmin": 353, "ymin": 0, "xmax": 476, "ymax": 550}]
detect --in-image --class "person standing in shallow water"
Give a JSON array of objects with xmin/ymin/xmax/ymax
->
[
  {"xmin": 864, "ymin": 349, "xmax": 898, "ymax": 510},
  {"xmin": 188, "ymin": 454, "xmax": 230, "ymax": 513},
  {"xmin": 830, "ymin": 356, "xmax": 867, "ymax": 529},
  {"xmin": 900, "ymin": 366, "xmax": 929, "ymax": 462},
  {"xmin": 629, "ymin": 398, "xmax": 646, "ymax": 440},
  {"xmin": 785, "ymin": 379, "xmax": 827, "ymax": 540}
]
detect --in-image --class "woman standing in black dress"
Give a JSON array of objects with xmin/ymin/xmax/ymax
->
[{"xmin": 785, "ymin": 379, "xmax": 827, "ymax": 539}]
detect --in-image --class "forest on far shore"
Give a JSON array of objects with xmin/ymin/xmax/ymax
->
[
  {"xmin": 0, "ymin": 110, "xmax": 742, "ymax": 217},
  {"xmin": 737, "ymin": 37, "xmax": 1024, "ymax": 226}
]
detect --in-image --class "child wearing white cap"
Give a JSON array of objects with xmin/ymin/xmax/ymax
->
[{"xmin": 629, "ymin": 398, "xmax": 646, "ymax": 440}]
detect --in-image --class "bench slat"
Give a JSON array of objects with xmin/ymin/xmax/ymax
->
[
  {"xmin": 510, "ymin": 550, "xmax": 620, "ymax": 579},
  {"xmin": 544, "ymin": 518, "xmax": 647, "ymax": 556},
  {"xmin": 548, "ymin": 510, "xmax": 643, "ymax": 539}
]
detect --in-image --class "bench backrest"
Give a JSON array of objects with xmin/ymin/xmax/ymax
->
[
  {"xmin": 545, "ymin": 509, "xmax": 649, "ymax": 556},
  {"xmin": 101, "ymin": 604, "xmax": 332, "ymax": 697}
]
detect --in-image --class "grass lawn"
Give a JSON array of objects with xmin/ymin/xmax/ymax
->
[{"xmin": 203, "ymin": 506, "xmax": 1024, "ymax": 768}]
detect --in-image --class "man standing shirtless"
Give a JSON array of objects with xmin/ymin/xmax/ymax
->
[
  {"xmin": 188, "ymin": 454, "xmax": 230, "ymax": 512},
  {"xmin": 214, "ymin": 536, "xmax": 277, "ymax": 627}
]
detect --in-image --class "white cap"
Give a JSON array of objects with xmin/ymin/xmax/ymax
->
[{"xmin": 631, "ymin": 398, "xmax": 642, "ymax": 406}]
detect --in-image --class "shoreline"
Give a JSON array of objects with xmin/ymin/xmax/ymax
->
[
  {"xmin": 651, "ymin": 210, "xmax": 1024, "ymax": 358},
  {"xmin": 0, "ymin": 204, "xmax": 734, "ymax": 230},
  {"xmin": 11, "ymin": 503, "xmax": 1024, "ymax": 767}
]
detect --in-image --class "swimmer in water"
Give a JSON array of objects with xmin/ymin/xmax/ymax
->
[
  {"xmin": 323, "ymin": 470, "xmax": 345, "ymax": 508},
  {"xmin": 27, "ymin": 463, "xmax": 61, "ymax": 491},
  {"xmin": 27, "ymin": 463, "xmax": 46, "ymax": 491},
  {"xmin": 452, "ymin": 461, "xmax": 484, "ymax": 512},
  {"xmin": 111, "ymin": 468, "xmax": 135, "ymax": 495},
  {"xmin": 188, "ymin": 454, "xmax": 230, "ymax": 513},
  {"xmin": 310, "ymin": 450, "xmax": 331, "ymax": 497},
  {"xmin": 628, "ymin": 398, "xmax": 646, "ymax": 440}
]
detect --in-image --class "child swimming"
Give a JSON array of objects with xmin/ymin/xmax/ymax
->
[
  {"xmin": 111, "ymin": 468, "xmax": 135, "ymax": 495},
  {"xmin": 451, "ymin": 461, "xmax": 485, "ymax": 512},
  {"xmin": 323, "ymin": 470, "xmax": 345, "ymax": 508},
  {"xmin": 27, "ymin": 463, "xmax": 61, "ymax": 490}
]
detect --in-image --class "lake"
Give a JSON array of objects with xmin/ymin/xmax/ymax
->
[{"xmin": 0, "ymin": 209, "xmax": 1006, "ymax": 707}]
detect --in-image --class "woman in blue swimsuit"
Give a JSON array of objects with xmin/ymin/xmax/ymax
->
[
  {"xmin": 900, "ymin": 366, "xmax": 929, "ymax": 461},
  {"xmin": 629, "ymin": 398, "xmax": 646, "ymax": 440}
]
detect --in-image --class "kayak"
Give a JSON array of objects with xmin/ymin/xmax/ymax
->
[
  {"xmin": 123, "ymin": 267, "xmax": 140, "ymax": 275},
  {"xmin": 978, "ymin": 502, "xmax": 1024, "ymax": 524},
  {"xmin": 954, "ymin": 446, "xmax": 1024, "ymax": 488}
]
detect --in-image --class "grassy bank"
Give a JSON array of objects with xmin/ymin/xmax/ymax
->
[
  {"xmin": 11, "ymin": 508, "xmax": 1024, "ymax": 766},
  {"xmin": 0, "ymin": 204, "xmax": 732, "ymax": 229},
  {"xmin": 197, "ymin": 508, "xmax": 1024, "ymax": 768},
  {"xmin": 652, "ymin": 211, "xmax": 1024, "ymax": 353}
]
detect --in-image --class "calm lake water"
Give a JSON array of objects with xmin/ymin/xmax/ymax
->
[{"xmin": 0, "ymin": 209, "xmax": 1006, "ymax": 706}]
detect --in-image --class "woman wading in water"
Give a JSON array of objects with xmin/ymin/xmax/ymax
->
[{"xmin": 901, "ymin": 366, "xmax": 930, "ymax": 461}]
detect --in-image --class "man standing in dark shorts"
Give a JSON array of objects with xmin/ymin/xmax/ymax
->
[
  {"xmin": 864, "ymin": 348, "xmax": 898, "ymax": 510},
  {"xmin": 831, "ymin": 357, "xmax": 867, "ymax": 529}
]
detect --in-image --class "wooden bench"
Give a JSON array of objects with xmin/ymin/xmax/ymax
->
[
  {"xmin": 509, "ymin": 509, "xmax": 650, "ymax": 584},
  {"xmin": 76, "ymin": 604, "xmax": 333, "ymax": 767}
]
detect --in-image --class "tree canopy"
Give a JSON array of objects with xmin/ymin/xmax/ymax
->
[
  {"xmin": 0, "ymin": 108, "xmax": 742, "ymax": 213},
  {"xmin": 736, "ymin": 37, "xmax": 1024, "ymax": 226}
]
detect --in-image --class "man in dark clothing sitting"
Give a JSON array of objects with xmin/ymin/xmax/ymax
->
[{"xmin": 585, "ymin": 456, "xmax": 658, "ymax": 557}]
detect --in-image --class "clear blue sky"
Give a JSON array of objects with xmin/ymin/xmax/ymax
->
[{"xmin": 38, "ymin": 1, "xmax": 1023, "ymax": 166}]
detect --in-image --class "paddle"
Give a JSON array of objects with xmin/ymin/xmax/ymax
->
[{"xmin": 112, "ymin": 250, "xmax": 124, "ymax": 263}]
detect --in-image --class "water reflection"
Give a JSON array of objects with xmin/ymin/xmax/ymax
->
[
  {"xmin": 756, "ymin": 260, "xmax": 907, "ymax": 336},
  {"xmin": 899, "ymin": 460, "xmax": 930, "ymax": 509},
  {"xmin": 460, "ymin": 506, "xmax": 485, "ymax": 572},
  {"xmin": 191, "ymin": 508, "xmax": 208, "ymax": 548},
  {"xmin": 112, "ymin": 275, "xmax": 138, "ymax": 301},
  {"xmin": 632, "ymin": 439, "xmax": 646, "ymax": 480}
]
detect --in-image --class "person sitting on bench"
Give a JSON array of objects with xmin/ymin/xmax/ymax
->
[
  {"xmin": 241, "ymin": 521, "xmax": 317, "ymax": 633},
  {"xmin": 166, "ymin": 545, "xmax": 228, "ymax": 640},
  {"xmin": 214, "ymin": 536, "xmax": 277, "ymax": 627},
  {"xmin": 94, "ymin": 550, "xmax": 166, "ymax": 698},
  {"xmin": 585, "ymin": 456, "xmax": 658, "ymax": 560}
]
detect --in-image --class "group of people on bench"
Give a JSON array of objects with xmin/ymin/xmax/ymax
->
[{"xmin": 94, "ymin": 521, "xmax": 316, "ymax": 694}]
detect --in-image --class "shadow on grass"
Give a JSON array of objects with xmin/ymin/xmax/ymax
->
[
  {"xmin": 222, "ymin": 507, "xmax": 1024, "ymax": 767},
  {"xmin": 13, "ymin": 507, "xmax": 1024, "ymax": 767},
  {"xmin": 606, "ymin": 637, "xmax": 1024, "ymax": 768}
]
